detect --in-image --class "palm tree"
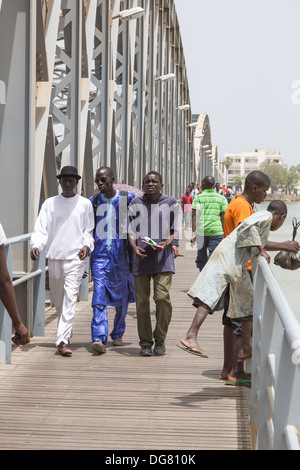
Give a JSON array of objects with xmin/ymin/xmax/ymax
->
[
  {"xmin": 223, "ymin": 156, "xmax": 233, "ymax": 169},
  {"xmin": 222, "ymin": 157, "xmax": 232, "ymax": 185}
]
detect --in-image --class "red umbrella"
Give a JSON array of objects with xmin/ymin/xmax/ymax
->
[{"xmin": 113, "ymin": 183, "xmax": 144, "ymax": 197}]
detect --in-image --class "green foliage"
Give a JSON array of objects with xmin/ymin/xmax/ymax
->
[
  {"xmin": 223, "ymin": 156, "xmax": 232, "ymax": 169},
  {"xmin": 290, "ymin": 164, "xmax": 300, "ymax": 174},
  {"xmin": 231, "ymin": 175, "xmax": 244, "ymax": 190},
  {"xmin": 282, "ymin": 170, "xmax": 300, "ymax": 194},
  {"xmin": 259, "ymin": 162, "xmax": 300, "ymax": 194}
]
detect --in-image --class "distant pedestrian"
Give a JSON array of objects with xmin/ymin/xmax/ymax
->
[
  {"xmin": 181, "ymin": 187, "xmax": 193, "ymax": 229},
  {"xmin": 191, "ymin": 176, "xmax": 227, "ymax": 271},
  {"xmin": 215, "ymin": 183, "xmax": 224, "ymax": 196},
  {"xmin": 30, "ymin": 166, "xmax": 94, "ymax": 356},
  {"xmin": 190, "ymin": 183, "xmax": 198, "ymax": 199},
  {"xmin": 224, "ymin": 186, "xmax": 233, "ymax": 203}
]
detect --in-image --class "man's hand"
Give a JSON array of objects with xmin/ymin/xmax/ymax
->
[
  {"xmin": 156, "ymin": 241, "xmax": 170, "ymax": 251},
  {"xmin": 13, "ymin": 322, "xmax": 30, "ymax": 345},
  {"xmin": 280, "ymin": 240, "xmax": 300, "ymax": 253},
  {"xmin": 134, "ymin": 246, "xmax": 147, "ymax": 259},
  {"xmin": 30, "ymin": 248, "xmax": 39, "ymax": 261},
  {"xmin": 259, "ymin": 248, "xmax": 270, "ymax": 264},
  {"xmin": 266, "ymin": 240, "xmax": 300, "ymax": 253},
  {"xmin": 172, "ymin": 245, "xmax": 179, "ymax": 258},
  {"xmin": 190, "ymin": 235, "xmax": 196, "ymax": 244},
  {"xmin": 78, "ymin": 246, "xmax": 90, "ymax": 260}
]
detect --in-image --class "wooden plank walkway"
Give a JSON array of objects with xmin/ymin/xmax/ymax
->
[{"xmin": 0, "ymin": 231, "xmax": 251, "ymax": 450}]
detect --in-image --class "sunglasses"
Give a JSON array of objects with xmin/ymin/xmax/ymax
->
[{"xmin": 94, "ymin": 177, "xmax": 110, "ymax": 184}]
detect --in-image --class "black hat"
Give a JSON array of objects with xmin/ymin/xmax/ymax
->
[{"xmin": 56, "ymin": 166, "xmax": 81, "ymax": 180}]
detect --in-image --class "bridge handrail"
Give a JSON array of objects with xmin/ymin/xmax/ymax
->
[
  {"xmin": 4, "ymin": 233, "xmax": 44, "ymax": 286},
  {"xmin": 0, "ymin": 233, "xmax": 46, "ymax": 364},
  {"xmin": 0, "ymin": 232, "xmax": 89, "ymax": 364},
  {"xmin": 5, "ymin": 233, "xmax": 32, "ymax": 245},
  {"xmin": 250, "ymin": 255, "xmax": 300, "ymax": 450}
]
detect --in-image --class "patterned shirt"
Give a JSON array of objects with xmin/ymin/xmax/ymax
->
[
  {"xmin": 192, "ymin": 189, "xmax": 227, "ymax": 236},
  {"xmin": 187, "ymin": 210, "xmax": 272, "ymax": 313}
]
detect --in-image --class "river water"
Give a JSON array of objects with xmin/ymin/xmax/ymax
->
[{"xmin": 258, "ymin": 201, "xmax": 300, "ymax": 323}]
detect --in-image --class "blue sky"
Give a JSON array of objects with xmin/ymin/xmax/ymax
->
[{"xmin": 174, "ymin": 0, "xmax": 300, "ymax": 167}]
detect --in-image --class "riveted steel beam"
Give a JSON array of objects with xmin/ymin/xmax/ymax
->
[{"xmin": 0, "ymin": 0, "xmax": 194, "ymax": 238}]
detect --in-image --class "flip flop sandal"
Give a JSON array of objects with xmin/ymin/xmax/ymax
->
[
  {"xmin": 176, "ymin": 343, "xmax": 208, "ymax": 358},
  {"xmin": 225, "ymin": 379, "xmax": 251, "ymax": 388},
  {"xmin": 220, "ymin": 372, "xmax": 251, "ymax": 381}
]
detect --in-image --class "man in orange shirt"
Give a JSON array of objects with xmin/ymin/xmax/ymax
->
[{"xmin": 221, "ymin": 171, "xmax": 300, "ymax": 385}]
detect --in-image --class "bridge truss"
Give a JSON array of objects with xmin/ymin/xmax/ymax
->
[{"xmin": 0, "ymin": 0, "xmax": 198, "ymax": 242}]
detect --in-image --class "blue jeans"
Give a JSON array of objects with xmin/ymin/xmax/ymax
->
[{"xmin": 196, "ymin": 234, "xmax": 223, "ymax": 271}]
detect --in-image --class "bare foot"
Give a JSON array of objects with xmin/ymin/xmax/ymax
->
[
  {"xmin": 220, "ymin": 370, "xmax": 230, "ymax": 380},
  {"xmin": 225, "ymin": 374, "xmax": 251, "ymax": 388},
  {"xmin": 227, "ymin": 371, "xmax": 251, "ymax": 382},
  {"xmin": 179, "ymin": 337, "xmax": 208, "ymax": 358}
]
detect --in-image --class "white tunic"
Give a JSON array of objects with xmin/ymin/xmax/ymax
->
[{"xmin": 30, "ymin": 194, "xmax": 94, "ymax": 260}]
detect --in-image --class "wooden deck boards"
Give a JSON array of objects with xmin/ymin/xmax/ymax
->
[{"xmin": 0, "ymin": 233, "xmax": 251, "ymax": 450}]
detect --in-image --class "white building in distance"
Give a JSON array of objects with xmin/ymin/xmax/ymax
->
[{"xmin": 224, "ymin": 148, "xmax": 285, "ymax": 185}]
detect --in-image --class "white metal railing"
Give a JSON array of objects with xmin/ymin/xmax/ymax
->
[
  {"xmin": 250, "ymin": 255, "xmax": 300, "ymax": 450},
  {"xmin": 0, "ymin": 233, "xmax": 46, "ymax": 364},
  {"xmin": 0, "ymin": 232, "xmax": 90, "ymax": 364}
]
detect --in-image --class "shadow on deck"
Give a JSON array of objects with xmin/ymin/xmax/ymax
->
[{"xmin": 0, "ymin": 231, "xmax": 251, "ymax": 450}]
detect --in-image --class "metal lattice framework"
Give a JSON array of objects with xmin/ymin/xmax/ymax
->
[
  {"xmin": 0, "ymin": 0, "xmax": 198, "ymax": 249},
  {"xmin": 191, "ymin": 113, "xmax": 223, "ymax": 187}
]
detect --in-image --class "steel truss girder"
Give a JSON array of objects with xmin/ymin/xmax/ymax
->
[{"xmin": 0, "ymin": 0, "xmax": 194, "ymax": 245}]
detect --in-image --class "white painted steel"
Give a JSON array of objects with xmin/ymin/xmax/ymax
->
[
  {"xmin": 251, "ymin": 255, "xmax": 300, "ymax": 450},
  {"xmin": 0, "ymin": 234, "xmax": 47, "ymax": 364},
  {"xmin": 0, "ymin": 0, "xmax": 199, "ymax": 237},
  {"xmin": 0, "ymin": 0, "xmax": 225, "ymax": 362}
]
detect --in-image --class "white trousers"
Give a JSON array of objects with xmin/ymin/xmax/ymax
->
[{"xmin": 48, "ymin": 259, "xmax": 86, "ymax": 346}]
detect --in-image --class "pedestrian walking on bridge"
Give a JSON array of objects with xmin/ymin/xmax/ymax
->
[{"xmin": 30, "ymin": 166, "xmax": 94, "ymax": 356}]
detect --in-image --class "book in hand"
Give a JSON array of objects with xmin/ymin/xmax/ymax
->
[{"xmin": 142, "ymin": 237, "xmax": 158, "ymax": 250}]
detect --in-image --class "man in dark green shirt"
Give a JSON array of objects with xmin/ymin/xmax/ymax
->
[{"xmin": 191, "ymin": 176, "xmax": 228, "ymax": 271}]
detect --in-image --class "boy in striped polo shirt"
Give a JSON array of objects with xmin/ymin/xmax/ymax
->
[{"xmin": 191, "ymin": 176, "xmax": 228, "ymax": 271}]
